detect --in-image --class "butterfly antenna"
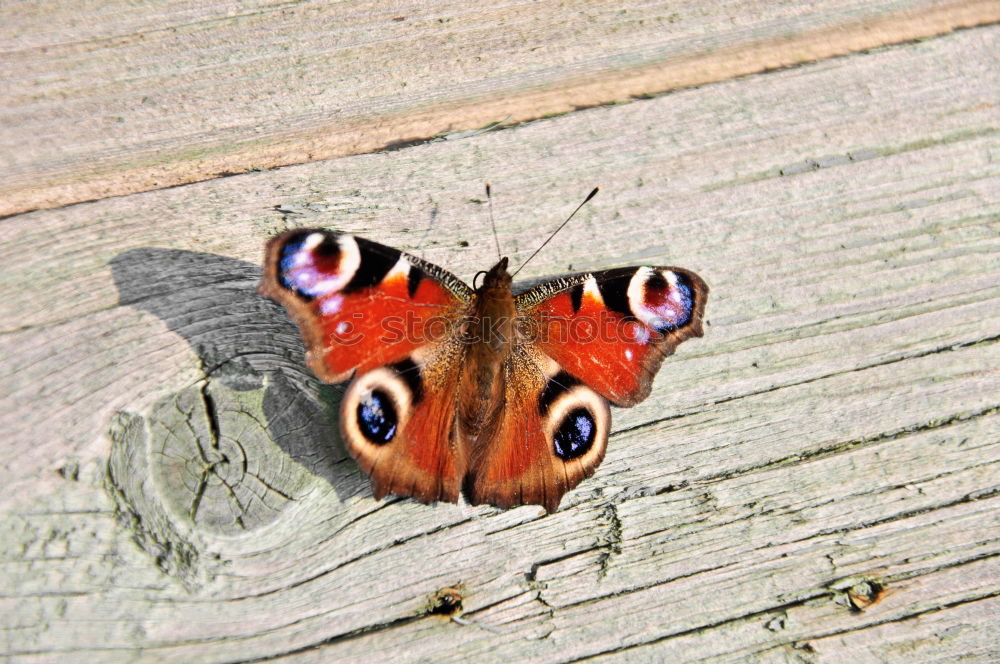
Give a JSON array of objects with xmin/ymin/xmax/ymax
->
[
  {"xmin": 486, "ymin": 182, "xmax": 502, "ymax": 261},
  {"xmin": 511, "ymin": 186, "xmax": 599, "ymax": 278}
]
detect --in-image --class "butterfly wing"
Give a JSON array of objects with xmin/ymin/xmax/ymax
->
[
  {"xmin": 260, "ymin": 229, "xmax": 472, "ymax": 382},
  {"xmin": 464, "ymin": 348, "xmax": 610, "ymax": 513},
  {"xmin": 338, "ymin": 347, "xmax": 468, "ymax": 503},
  {"xmin": 464, "ymin": 266, "xmax": 707, "ymax": 513},
  {"xmin": 515, "ymin": 266, "xmax": 708, "ymax": 406},
  {"xmin": 260, "ymin": 229, "xmax": 472, "ymax": 503}
]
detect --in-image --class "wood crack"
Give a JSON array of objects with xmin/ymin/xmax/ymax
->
[
  {"xmin": 790, "ymin": 485, "xmax": 1000, "ymax": 545},
  {"xmin": 217, "ymin": 513, "xmax": 479, "ymax": 603}
]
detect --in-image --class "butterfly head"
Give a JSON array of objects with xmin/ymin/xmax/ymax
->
[{"xmin": 474, "ymin": 257, "xmax": 512, "ymax": 294}]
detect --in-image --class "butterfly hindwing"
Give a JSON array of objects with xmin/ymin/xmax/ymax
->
[
  {"xmin": 516, "ymin": 266, "xmax": 708, "ymax": 406},
  {"xmin": 339, "ymin": 349, "xmax": 468, "ymax": 504},
  {"xmin": 465, "ymin": 348, "xmax": 611, "ymax": 513}
]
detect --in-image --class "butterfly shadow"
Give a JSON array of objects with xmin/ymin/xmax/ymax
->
[{"xmin": 110, "ymin": 247, "xmax": 365, "ymax": 504}]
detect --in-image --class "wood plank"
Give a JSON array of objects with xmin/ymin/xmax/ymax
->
[
  {"xmin": 2, "ymin": 0, "xmax": 999, "ymax": 216},
  {"xmin": 2, "ymin": 24, "xmax": 998, "ymax": 663}
]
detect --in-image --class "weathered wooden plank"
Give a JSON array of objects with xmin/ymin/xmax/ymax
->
[
  {"xmin": 324, "ymin": 497, "xmax": 999, "ymax": 663},
  {"xmin": 2, "ymin": 0, "xmax": 998, "ymax": 216},
  {"xmin": 795, "ymin": 595, "xmax": 1000, "ymax": 663},
  {"xmin": 1, "ymin": 25, "xmax": 998, "ymax": 664},
  {"xmin": 588, "ymin": 558, "xmax": 1000, "ymax": 663}
]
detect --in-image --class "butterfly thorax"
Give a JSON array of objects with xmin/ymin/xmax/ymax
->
[{"xmin": 457, "ymin": 257, "xmax": 517, "ymax": 438}]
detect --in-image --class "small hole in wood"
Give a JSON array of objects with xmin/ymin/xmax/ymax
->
[
  {"xmin": 428, "ymin": 586, "xmax": 463, "ymax": 616},
  {"xmin": 847, "ymin": 579, "xmax": 888, "ymax": 612}
]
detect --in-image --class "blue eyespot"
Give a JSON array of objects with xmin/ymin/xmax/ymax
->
[
  {"xmin": 357, "ymin": 390, "xmax": 397, "ymax": 444},
  {"xmin": 553, "ymin": 408, "xmax": 595, "ymax": 460},
  {"xmin": 660, "ymin": 279, "xmax": 693, "ymax": 332},
  {"xmin": 278, "ymin": 239, "xmax": 306, "ymax": 291}
]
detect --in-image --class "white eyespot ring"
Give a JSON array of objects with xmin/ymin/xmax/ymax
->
[
  {"xmin": 341, "ymin": 367, "xmax": 415, "ymax": 460},
  {"xmin": 627, "ymin": 267, "xmax": 687, "ymax": 331},
  {"xmin": 541, "ymin": 384, "xmax": 610, "ymax": 466}
]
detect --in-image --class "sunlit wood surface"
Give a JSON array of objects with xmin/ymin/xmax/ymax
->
[{"xmin": 1, "ymin": 2, "xmax": 998, "ymax": 662}]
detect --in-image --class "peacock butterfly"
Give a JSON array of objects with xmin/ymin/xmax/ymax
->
[{"xmin": 259, "ymin": 203, "xmax": 708, "ymax": 512}]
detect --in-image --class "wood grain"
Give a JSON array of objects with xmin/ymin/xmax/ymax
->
[
  {"xmin": 2, "ymin": 0, "xmax": 999, "ymax": 216},
  {"xmin": 2, "ymin": 17, "xmax": 999, "ymax": 664}
]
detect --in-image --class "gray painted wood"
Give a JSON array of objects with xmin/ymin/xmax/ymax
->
[
  {"xmin": 1, "ymin": 19, "xmax": 998, "ymax": 664},
  {"xmin": 2, "ymin": 0, "xmax": 998, "ymax": 215}
]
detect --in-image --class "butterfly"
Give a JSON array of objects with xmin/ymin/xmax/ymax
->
[{"xmin": 259, "ymin": 220, "xmax": 708, "ymax": 513}]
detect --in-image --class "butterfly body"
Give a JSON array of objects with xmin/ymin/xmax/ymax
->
[
  {"xmin": 457, "ymin": 258, "xmax": 516, "ymax": 439},
  {"xmin": 260, "ymin": 228, "xmax": 707, "ymax": 512}
]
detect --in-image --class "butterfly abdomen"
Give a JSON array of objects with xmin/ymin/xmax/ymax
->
[{"xmin": 457, "ymin": 258, "xmax": 518, "ymax": 438}]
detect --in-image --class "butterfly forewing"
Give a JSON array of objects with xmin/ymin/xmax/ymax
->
[
  {"xmin": 260, "ymin": 229, "xmax": 471, "ymax": 382},
  {"xmin": 515, "ymin": 266, "xmax": 708, "ymax": 406}
]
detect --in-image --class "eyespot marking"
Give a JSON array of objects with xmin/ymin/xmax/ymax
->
[
  {"xmin": 277, "ymin": 232, "xmax": 361, "ymax": 300},
  {"xmin": 553, "ymin": 408, "xmax": 596, "ymax": 460},
  {"xmin": 357, "ymin": 389, "xmax": 398, "ymax": 444},
  {"xmin": 341, "ymin": 364, "xmax": 418, "ymax": 457},
  {"xmin": 629, "ymin": 268, "xmax": 694, "ymax": 333},
  {"xmin": 538, "ymin": 377, "xmax": 610, "ymax": 469}
]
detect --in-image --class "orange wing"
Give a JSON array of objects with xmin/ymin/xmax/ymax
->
[
  {"xmin": 260, "ymin": 229, "xmax": 471, "ymax": 382},
  {"xmin": 260, "ymin": 229, "xmax": 473, "ymax": 503},
  {"xmin": 464, "ymin": 348, "xmax": 610, "ymax": 513},
  {"xmin": 340, "ymin": 349, "xmax": 468, "ymax": 504},
  {"xmin": 517, "ymin": 266, "xmax": 708, "ymax": 406}
]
